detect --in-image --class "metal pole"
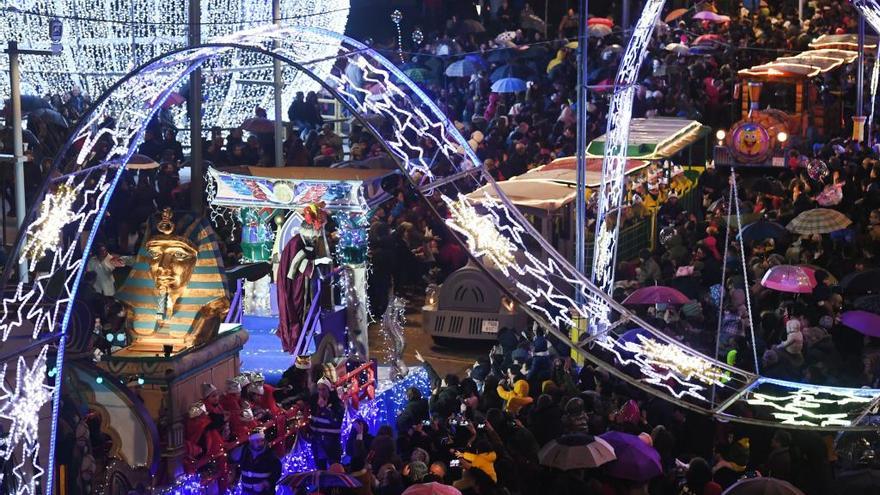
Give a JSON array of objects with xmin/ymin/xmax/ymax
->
[
  {"xmin": 858, "ymin": 15, "xmax": 866, "ymax": 118},
  {"xmin": 8, "ymin": 41, "xmax": 28, "ymax": 283},
  {"xmin": 799, "ymin": 0, "xmax": 804, "ymax": 25},
  {"xmin": 575, "ymin": 0, "xmax": 588, "ymax": 283},
  {"xmin": 622, "ymin": 0, "xmax": 630, "ymax": 39},
  {"xmin": 188, "ymin": 0, "xmax": 204, "ymax": 212},
  {"xmin": 273, "ymin": 0, "xmax": 284, "ymax": 167},
  {"xmin": 545, "ymin": 0, "xmax": 549, "ymax": 39}
]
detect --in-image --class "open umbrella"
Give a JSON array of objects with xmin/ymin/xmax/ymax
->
[
  {"xmin": 694, "ymin": 11, "xmax": 732, "ymax": 22},
  {"xmin": 840, "ymin": 311, "xmax": 880, "ymax": 338},
  {"xmin": 491, "ymin": 77, "xmax": 527, "ymax": 93},
  {"xmin": 665, "ymin": 8, "xmax": 690, "ymax": 22},
  {"xmin": 722, "ymin": 477, "xmax": 804, "ymax": 495},
  {"xmin": 835, "ymin": 469, "xmax": 880, "ymax": 495},
  {"xmin": 241, "ymin": 117, "xmax": 275, "ymax": 134},
  {"xmin": 516, "ymin": 44, "xmax": 549, "ymax": 60},
  {"xmin": 490, "ymin": 64, "xmax": 534, "ymax": 82},
  {"xmin": 539, "ymin": 433, "xmax": 616, "ymax": 470},
  {"xmin": 739, "ymin": 220, "xmax": 788, "ymax": 242},
  {"xmin": 402, "ymin": 482, "xmax": 462, "ymax": 495},
  {"xmin": 495, "ymin": 31, "xmax": 518, "ymax": 44},
  {"xmin": 787, "ymin": 208, "xmax": 852, "ymax": 235},
  {"xmin": 588, "ymin": 17, "xmax": 614, "ymax": 27},
  {"xmin": 799, "ymin": 264, "xmax": 837, "ymax": 285},
  {"xmin": 855, "ymin": 295, "xmax": 880, "ymax": 314},
  {"xmin": 600, "ymin": 431, "xmax": 663, "ymax": 482},
  {"xmin": 127, "ymin": 154, "xmax": 160, "ymax": 170},
  {"xmin": 278, "ymin": 470, "xmax": 362, "ymax": 492},
  {"xmin": 760, "ymin": 265, "xmax": 815, "ymax": 294},
  {"xmin": 457, "ymin": 19, "xmax": 486, "ymax": 35},
  {"xmin": 840, "ymin": 269, "xmax": 880, "ymax": 296},
  {"xmin": 694, "ymin": 34, "xmax": 725, "ymax": 46},
  {"xmin": 445, "ymin": 59, "xmax": 480, "ymax": 78},
  {"xmin": 465, "ymin": 54, "xmax": 488, "ymax": 69},
  {"xmin": 520, "ymin": 13, "xmax": 546, "ymax": 32},
  {"xmin": 588, "ymin": 24, "xmax": 613, "ymax": 37},
  {"xmin": 622, "ymin": 286, "xmax": 691, "ymax": 305},
  {"xmin": 665, "ymin": 42, "xmax": 690, "ymax": 55},
  {"xmin": 487, "ymin": 48, "xmax": 516, "ymax": 63},
  {"xmin": 27, "ymin": 107, "xmax": 68, "ymax": 128},
  {"xmin": 404, "ymin": 67, "xmax": 432, "ymax": 82}
]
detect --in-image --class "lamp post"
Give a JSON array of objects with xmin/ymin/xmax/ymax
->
[
  {"xmin": 188, "ymin": 0, "xmax": 204, "ymax": 212},
  {"xmin": 273, "ymin": 0, "xmax": 284, "ymax": 167}
]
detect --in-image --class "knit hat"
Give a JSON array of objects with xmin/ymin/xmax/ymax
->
[
  {"xmin": 406, "ymin": 461, "xmax": 428, "ymax": 482},
  {"xmin": 317, "ymin": 376, "xmax": 334, "ymax": 390},
  {"xmin": 295, "ymin": 354, "xmax": 312, "ymax": 370},
  {"xmin": 201, "ymin": 383, "xmax": 219, "ymax": 399},
  {"xmin": 225, "ymin": 378, "xmax": 241, "ymax": 394}
]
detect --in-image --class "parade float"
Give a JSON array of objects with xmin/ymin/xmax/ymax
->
[{"xmin": 715, "ymin": 40, "xmax": 872, "ymax": 167}]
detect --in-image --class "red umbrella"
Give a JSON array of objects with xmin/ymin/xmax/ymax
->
[
  {"xmin": 693, "ymin": 11, "xmax": 731, "ymax": 22},
  {"xmin": 402, "ymin": 483, "xmax": 462, "ymax": 495},
  {"xmin": 622, "ymin": 286, "xmax": 691, "ymax": 305},
  {"xmin": 665, "ymin": 8, "xmax": 689, "ymax": 23},
  {"xmin": 242, "ymin": 117, "xmax": 276, "ymax": 134},
  {"xmin": 760, "ymin": 265, "xmax": 815, "ymax": 294},
  {"xmin": 694, "ymin": 34, "xmax": 724, "ymax": 46},
  {"xmin": 588, "ymin": 17, "xmax": 614, "ymax": 27},
  {"xmin": 840, "ymin": 310, "xmax": 880, "ymax": 338}
]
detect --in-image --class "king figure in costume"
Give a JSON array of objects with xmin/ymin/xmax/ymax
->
[{"xmin": 276, "ymin": 203, "xmax": 331, "ymax": 353}]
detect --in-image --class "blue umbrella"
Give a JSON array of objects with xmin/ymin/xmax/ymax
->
[
  {"xmin": 491, "ymin": 77, "xmax": 527, "ymax": 93},
  {"xmin": 739, "ymin": 220, "xmax": 788, "ymax": 243},
  {"xmin": 490, "ymin": 64, "xmax": 535, "ymax": 82},
  {"xmin": 465, "ymin": 54, "xmax": 489, "ymax": 69},
  {"xmin": 445, "ymin": 59, "xmax": 480, "ymax": 78}
]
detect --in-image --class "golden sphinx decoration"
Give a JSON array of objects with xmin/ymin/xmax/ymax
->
[{"xmin": 116, "ymin": 208, "xmax": 230, "ymax": 354}]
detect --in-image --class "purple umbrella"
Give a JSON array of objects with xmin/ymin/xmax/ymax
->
[
  {"xmin": 760, "ymin": 265, "xmax": 815, "ymax": 294},
  {"xmin": 622, "ymin": 286, "xmax": 691, "ymax": 305},
  {"xmin": 599, "ymin": 431, "xmax": 663, "ymax": 482},
  {"xmin": 840, "ymin": 311, "xmax": 880, "ymax": 338}
]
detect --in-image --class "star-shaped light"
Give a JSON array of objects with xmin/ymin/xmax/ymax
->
[
  {"xmin": 443, "ymin": 194, "xmax": 518, "ymax": 274},
  {"xmin": 0, "ymin": 345, "xmax": 54, "ymax": 495},
  {"xmin": 22, "ymin": 183, "xmax": 78, "ymax": 268}
]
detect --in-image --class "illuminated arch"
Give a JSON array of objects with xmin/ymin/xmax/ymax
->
[{"xmin": 2, "ymin": 21, "xmax": 879, "ymax": 495}]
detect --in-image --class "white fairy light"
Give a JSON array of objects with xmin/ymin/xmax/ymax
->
[
  {"xmin": 443, "ymin": 193, "xmax": 518, "ymax": 274},
  {"xmin": 391, "ymin": 10, "xmax": 404, "ymax": 62},
  {"xmin": 22, "ymin": 183, "xmax": 79, "ymax": 269},
  {"xmin": 0, "ymin": 0, "xmax": 350, "ymax": 130},
  {"xmin": 631, "ymin": 335, "xmax": 725, "ymax": 385},
  {"xmin": 0, "ymin": 345, "xmax": 53, "ymax": 495},
  {"xmin": 746, "ymin": 385, "xmax": 878, "ymax": 427}
]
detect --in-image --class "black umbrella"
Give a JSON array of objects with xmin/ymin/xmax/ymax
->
[
  {"xmin": 516, "ymin": 44, "xmax": 549, "ymax": 60},
  {"xmin": 490, "ymin": 64, "xmax": 535, "ymax": 82},
  {"xmin": 854, "ymin": 295, "xmax": 880, "ymax": 314},
  {"xmin": 739, "ymin": 220, "xmax": 788, "ymax": 243},
  {"xmin": 840, "ymin": 269, "xmax": 880, "ymax": 296},
  {"xmin": 457, "ymin": 19, "xmax": 486, "ymax": 35},
  {"xmin": 487, "ymin": 48, "xmax": 516, "ymax": 63},
  {"xmin": 834, "ymin": 469, "xmax": 880, "ymax": 495},
  {"xmin": 27, "ymin": 108, "xmax": 68, "ymax": 128}
]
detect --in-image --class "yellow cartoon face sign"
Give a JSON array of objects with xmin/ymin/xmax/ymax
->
[{"xmin": 728, "ymin": 122, "xmax": 772, "ymax": 163}]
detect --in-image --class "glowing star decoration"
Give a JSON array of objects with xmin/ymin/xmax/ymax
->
[
  {"xmin": 0, "ymin": 345, "xmax": 53, "ymax": 495},
  {"xmin": 630, "ymin": 335, "xmax": 725, "ymax": 385},
  {"xmin": 443, "ymin": 194, "xmax": 518, "ymax": 274},
  {"xmin": 595, "ymin": 332, "xmax": 725, "ymax": 402},
  {"xmin": 412, "ymin": 28, "xmax": 424, "ymax": 45},
  {"xmin": 746, "ymin": 386, "xmax": 876, "ymax": 427},
  {"xmin": 22, "ymin": 183, "xmax": 78, "ymax": 268}
]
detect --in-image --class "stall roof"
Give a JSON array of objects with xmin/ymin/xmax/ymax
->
[
  {"xmin": 585, "ymin": 117, "xmax": 709, "ymax": 160},
  {"xmin": 467, "ymin": 158, "xmax": 649, "ymax": 215},
  {"xmin": 218, "ymin": 165, "xmax": 396, "ymax": 181},
  {"xmin": 809, "ymin": 33, "xmax": 879, "ymax": 51},
  {"xmin": 738, "ymin": 48, "xmax": 858, "ymax": 80}
]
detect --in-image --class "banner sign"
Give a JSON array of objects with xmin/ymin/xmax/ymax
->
[{"xmin": 208, "ymin": 168, "xmax": 361, "ymax": 210}]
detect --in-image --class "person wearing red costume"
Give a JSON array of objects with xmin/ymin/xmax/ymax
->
[
  {"xmin": 247, "ymin": 372, "xmax": 282, "ymax": 419},
  {"xmin": 184, "ymin": 401, "xmax": 225, "ymax": 472},
  {"xmin": 220, "ymin": 377, "xmax": 245, "ymax": 420},
  {"xmin": 230, "ymin": 404, "xmax": 259, "ymax": 443}
]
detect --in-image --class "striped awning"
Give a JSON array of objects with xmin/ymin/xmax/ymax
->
[{"xmin": 585, "ymin": 117, "xmax": 709, "ymax": 160}]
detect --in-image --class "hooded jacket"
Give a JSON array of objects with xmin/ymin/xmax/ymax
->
[{"xmin": 497, "ymin": 379, "xmax": 533, "ymax": 415}]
